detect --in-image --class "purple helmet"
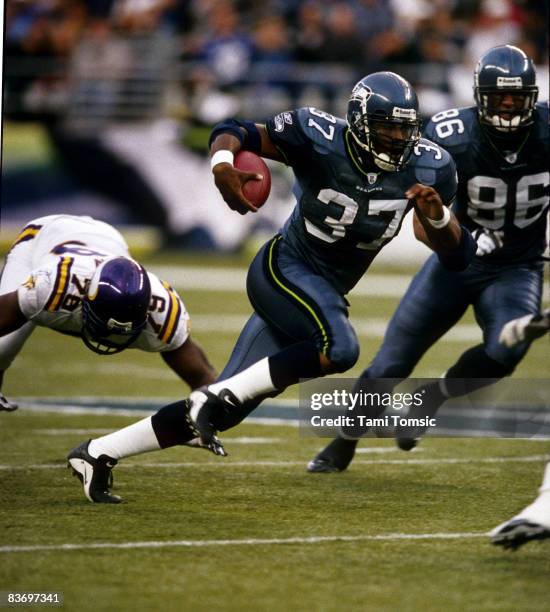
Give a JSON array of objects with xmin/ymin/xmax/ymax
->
[{"xmin": 81, "ymin": 257, "xmax": 151, "ymax": 355}]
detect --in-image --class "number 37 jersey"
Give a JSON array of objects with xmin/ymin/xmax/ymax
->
[
  {"xmin": 424, "ymin": 102, "xmax": 549, "ymax": 263},
  {"xmin": 265, "ymin": 107, "xmax": 457, "ymax": 294}
]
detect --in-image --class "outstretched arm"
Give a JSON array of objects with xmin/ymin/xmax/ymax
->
[
  {"xmin": 161, "ymin": 336, "xmax": 217, "ymax": 391},
  {"xmin": 0, "ymin": 291, "xmax": 28, "ymax": 337}
]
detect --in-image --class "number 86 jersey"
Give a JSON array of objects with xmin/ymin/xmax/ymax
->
[
  {"xmin": 424, "ymin": 101, "xmax": 549, "ymax": 263},
  {"xmin": 265, "ymin": 107, "xmax": 457, "ymax": 295}
]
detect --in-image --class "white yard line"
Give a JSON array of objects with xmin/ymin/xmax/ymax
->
[
  {"xmin": 149, "ymin": 266, "xmax": 413, "ymax": 298},
  {"xmin": 14, "ymin": 405, "xmax": 300, "ymax": 425},
  {"xmin": 0, "ymin": 455, "xmax": 546, "ymax": 471},
  {"xmin": 34, "ymin": 430, "xmax": 281, "ymax": 444},
  {"xmin": 16, "ymin": 404, "xmax": 156, "ymax": 418},
  {"xmin": 0, "ymin": 532, "xmax": 488, "ymax": 554},
  {"xmin": 15, "ymin": 402, "xmax": 301, "ymax": 423},
  {"xmin": 356, "ymin": 447, "xmax": 422, "ymax": 454},
  {"xmin": 189, "ymin": 314, "xmax": 482, "ymax": 343}
]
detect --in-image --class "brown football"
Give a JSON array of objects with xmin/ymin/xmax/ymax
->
[{"xmin": 234, "ymin": 151, "xmax": 272, "ymax": 208}]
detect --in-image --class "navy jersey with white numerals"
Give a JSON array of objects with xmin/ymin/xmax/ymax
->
[
  {"xmin": 265, "ymin": 107, "xmax": 457, "ymax": 294},
  {"xmin": 423, "ymin": 101, "xmax": 549, "ymax": 263}
]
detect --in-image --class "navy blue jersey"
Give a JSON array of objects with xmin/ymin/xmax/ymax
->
[
  {"xmin": 265, "ymin": 107, "xmax": 457, "ymax": 294},
  {"xmin": 424, "ymin": 102, "xmax": 549, "ymax": 263}
]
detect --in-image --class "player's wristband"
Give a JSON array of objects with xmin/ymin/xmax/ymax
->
[
  {"xmin": 426, "ymin": 206, "xmax": 451, "ymax": 229},
  {"xmin": 211, "ymin": 150, "xmax": 234, "ymax": 170}
]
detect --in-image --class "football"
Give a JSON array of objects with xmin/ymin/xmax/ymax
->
[{"xmin": 234, "ymin": 150, "xmax": 271, "ymax": 208}]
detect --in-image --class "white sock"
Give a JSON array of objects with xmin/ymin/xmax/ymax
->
[
  {"xmin": 514, "ymin": 462, "xmax": 550, "ymax": 529},
  {"xmin": 208, "ymin": 357, "xmax": 275, "ymax": 403},
  {"xmin": 88, "ymin": 416, "xmax": 161, "ymax": 460},
  {"xmin": 540, "ymin": 462, "xmax": 550, "ymax": 493}
]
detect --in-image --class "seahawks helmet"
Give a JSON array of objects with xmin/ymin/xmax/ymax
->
[
  {"xmin": 347, "ymin": 72, "xmax": 421, "ymax": 172},
  {"xmin": 474, "ymin": 45, "xmax": 538, "ymax": 132},
  {"xmin": 81, "ymin": 257, "xmax": 151, "ymax": 355}
]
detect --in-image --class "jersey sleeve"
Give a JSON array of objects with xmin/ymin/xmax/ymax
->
[
  {"xmin": 17, "ymin": 258, "xmax": 74, "ymax": 320},
  {"xmin": 414, "ymin": 142, "xmax": 458, "ymax": 207},
  {"xmin": 432, "ymin": 153, "xmax": 457, "ymax": 207},
  {"xmin": 422, "ymin": 107, "xmax": 476, "ymax": 152},
  {"xmin": 265, "ymin": 108, "xmax": 315, "ymax": 166},
  {"xmin": 422, "ymin": 118, "xmax": 438, "ymax": 144},
  {"xmin": 141, "ymin": 273, "xmax": 190, "ymax": 352}
]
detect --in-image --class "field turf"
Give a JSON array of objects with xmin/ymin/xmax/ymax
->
[
  {"xmin": 1, "ymin": 250, "xmax": 549, "ymax": 611},
  {"xmin": 1, "ymin": 414, "xmax": 550, "ymax": 611}
]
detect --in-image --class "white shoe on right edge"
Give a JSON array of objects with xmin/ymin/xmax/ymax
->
[{"xmin": 490, "ymin": 492, "xmax": 550, "ymax": 550}]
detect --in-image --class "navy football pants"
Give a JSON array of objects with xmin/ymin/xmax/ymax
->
[
  {"xmin": 365, "ymin": 253, "xmax": 543, "ymax": 380},
  {"xmin": 214, "ymin": 235, "xmax": 360, "ymax": 429}
]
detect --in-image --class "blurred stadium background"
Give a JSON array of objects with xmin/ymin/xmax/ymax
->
[
  {"xmin": 2, "ymin": 0, "xmax": 549, "ymax": 257},
  {"xmin": 1, "ymin": 0, "xmax": 549, "ymax": 394}
]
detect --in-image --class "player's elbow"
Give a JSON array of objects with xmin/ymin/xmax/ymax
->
[
  {"xmin": 0, "ymin": 292, "xmax": 27, "ymax": 338},
  {"xmin": 436, "ymin": 227, "xmax": 476, "ymax": 271}
]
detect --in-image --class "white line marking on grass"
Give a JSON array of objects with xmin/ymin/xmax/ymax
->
[
  {"xmin": 1, "ymin": 454, "xmax": 546, "ymax": 471},
  {"xmin": 18, "ymin": 404, "xmax": 156, "ymax": 418},
  {"xmin": 229, "ymin": 437, "xmax": 281, "ymax": 444},
  {"xmin": 356, "ymin": 447, "xmax": 423, "ymax": 454},
  {"xmin": 16, "ymin": 399, "xmax": 300, "ymax": 422},
  {"xmin": 36, "ymin": 428, "xmax": 116, "ymax": 435},
  {"xmin": 0, "ymin": 532, "xmax": 488, "ymax": 554},
  {"xmin": 190, "ymin": 315, "xmax": 481, "ymax": 343},
  {"xmin": 33, "ymin": 430, "xmax": 280, "ymax": 443},
  {"xmin": 150, "ymin": 266, "xmax": 414, "ymax": 298}
]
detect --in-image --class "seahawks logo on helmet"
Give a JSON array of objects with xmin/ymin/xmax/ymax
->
[{"xmin": 349, "ymin": 83, "xmax": 373, "ymax": 115}]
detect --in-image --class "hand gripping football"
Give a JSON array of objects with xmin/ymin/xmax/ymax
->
[{"xmin": 234, "ymin": 151, "xmax": 271, "ymax": 208}]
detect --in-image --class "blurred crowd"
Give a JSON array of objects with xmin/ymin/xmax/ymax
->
[
  {"xmin": 3, "ymin": 0, "xmax": 548, "ymax": 251},
  {"xmin": 5, "ymin": 0, "xmax": 549, "ymax": 122}
]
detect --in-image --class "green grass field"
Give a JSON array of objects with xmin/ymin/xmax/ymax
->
[{"xmin": 1, "ymin": 249, "xmax": 549, "ymax": 611}]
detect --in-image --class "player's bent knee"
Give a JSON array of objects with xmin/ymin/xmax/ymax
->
[{"xmin": 326, "ymin": 342, "xmax": 360, "ymax": 374}]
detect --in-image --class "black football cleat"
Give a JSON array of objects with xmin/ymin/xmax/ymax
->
[
  {"xmin": 186, "ymin": 387, "xmax": 237, "ymax": 456},
  {"xmin": 0, "ymin": 393, "xmax": 18, "ymax": 412},
  {"xmin": 396, "ymin": 437, "xmax": 418, "ymax": 451},
  {"xmin": 184, "ymin": 432, "xmax": 228, "ymax": 457},
  {"xmin": 67, "ymin": 440, "xmax": 122, "ymax": 503},
  {"xmin": 307, "ymin": 438, "xmax": 359, "ymax": 473},
  {"xmin": 490, "ymin": 518, "xmax": 550, "ymax": 551},
  {"xmin": 395, "ymin": 382, "xmax": 446, "ymax": 451}
]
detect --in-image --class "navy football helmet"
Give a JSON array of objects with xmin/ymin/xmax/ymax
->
[
  {"xmin": 347, "ymin": 71, "xmax": 421, "ymax": 172},
  {"xmin": 474, "ymin": 45, "xmax": 538, "ymax": 132},
  {"xmin": 81, "ymin": 257, "xmax": 151, "ymax": 355}
]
